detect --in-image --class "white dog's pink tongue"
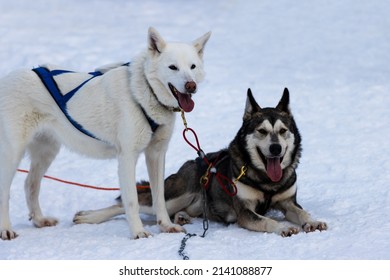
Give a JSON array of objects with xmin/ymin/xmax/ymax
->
[
  {"xmin": 267, "ymin": 158, "xmax": 282, "ymax": 182},
  {"xmin": 178, "ymin": 93, "xmax": 194, "ymax": 112}
]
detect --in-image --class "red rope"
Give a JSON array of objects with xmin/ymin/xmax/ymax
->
[
  {"xmin": 183, "ymin": 127, "xmax": 203, "ymax": 155},
  {"xmin": 182, "ymin": 128, "xmax": 237, "ymax": 197},
  {"xmin": 215, "ymin": 173, "xmax": 238, "ymax": 196},
  {"xmin": 16, "ymin": 169, "xmax": 150, "ymax": 191}
]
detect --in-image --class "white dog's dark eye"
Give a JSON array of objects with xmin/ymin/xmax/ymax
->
[
  {"xmin": 279, "ymin": 128, "xmax": 287, "ymax": 134},
  {"xmin": 258, "ymin": 129, "xmax": 268, "ymax": 135},
  {"xmin": 169, "ymin": 65, "xmax": 178, "ymax": 70},
  {"xmin": 191, "ymin": 64, "xmax": 196, "ymax": 70}
]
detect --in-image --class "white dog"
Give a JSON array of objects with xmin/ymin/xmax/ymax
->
[{"xmin": 0, "ymin": 27, "xmax": 211, "ymax": 240}]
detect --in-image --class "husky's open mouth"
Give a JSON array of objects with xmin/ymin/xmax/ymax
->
[
  {"xmin": 168, "ymin": 83, "xmax": 194, "ymax": 112},
  {"xmin": 258, "ymin": 148, "xmax": 284, "ymax": 182}
]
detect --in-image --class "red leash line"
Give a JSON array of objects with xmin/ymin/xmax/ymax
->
[
  {"xmin": 17, "ymin": 169, "xmax": 150, "ymax": 191},
  {"xmin": 182, "ymin": 124, "xmax": 238, "ymax": 197},
  {"xmin": 17, "ymin": 169, "xmax": 119, "ymax": 190}
]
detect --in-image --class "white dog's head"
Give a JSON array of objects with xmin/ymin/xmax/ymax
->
[{"xmin": 145, "ymin": 27, "xmax": 211, "ymax": 112}]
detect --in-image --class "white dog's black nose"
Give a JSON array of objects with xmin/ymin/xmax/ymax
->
[
  {"xmin": 185, "ymin": 81, "xmax": 197, "ymax": 93},
  {"xmin": 269, "ymin": 144, "xmax": 282, "ymax": 156}
]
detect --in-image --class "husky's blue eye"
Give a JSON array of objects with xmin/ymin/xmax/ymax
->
[
  {"xmin": 191, "ymin": 64, "xmax": 196, "ymax": 70},
  {"xmin": 169, "ymin": 65, "xmax": 178, "ymax": 70}
]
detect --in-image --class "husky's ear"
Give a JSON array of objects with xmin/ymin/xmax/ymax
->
[
  {"xmin": 244, "ymin": 88, "xmax": 261, "ymax": 121},
  {"xmin": 193, "ymin": 31, "xmax": 211, "ymax": 58},
  {"xmin": 276, "ymin": 88, "xmax": 291, "ymax": 114},
  {"xmin": 148, "ymin": 27, "xmax": 166, "ymax": 55}
]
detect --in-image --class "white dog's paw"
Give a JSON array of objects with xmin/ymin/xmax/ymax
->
[
  {"xmin": 302, "ymin": 221, "xmax": 328, "ymax": 233},
  {"xmin": 1, "ymin": 229, "xmax": 18, "ymax": 240},
  {"xmin": 32, "ymin": 216, "xmax": 58, "ymax": 228},
  {"xmin": 174, "ymin": 211, "xmax": 192, "ymax": 225},
  {"xmin": 278, "ymin": 226, "xmax": 300, "ymax": 237},
  {"xmin": 133, "ymin": 230, "xmax": 152, "ymax": 239}
]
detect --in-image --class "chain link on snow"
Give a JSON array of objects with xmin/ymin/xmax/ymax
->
[{"xmin": 177, "ymin": 184, "xmax": 209, "ymax": 260}]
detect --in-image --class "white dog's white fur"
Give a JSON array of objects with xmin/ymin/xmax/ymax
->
[{"xmin": 0, "ymin": 27, "xmax": 211, "ymax": 240}]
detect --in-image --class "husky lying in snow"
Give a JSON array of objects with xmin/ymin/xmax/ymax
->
[
  {"xmin": 0, "ymin": 27, "xmax": 211, "ymax": 240},
  {"xmin": 74, "ymin": 88, "xmax": 327, "ymax": 237}
]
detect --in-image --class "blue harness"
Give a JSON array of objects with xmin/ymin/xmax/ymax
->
[{"xmin": 32, "ymin": 64, "xmax": 159, "ymax": 140}]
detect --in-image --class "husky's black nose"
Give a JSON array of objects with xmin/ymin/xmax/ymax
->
[{"xmin": 269, "ymin": 144, "xmax": 282, "ymax": 156}]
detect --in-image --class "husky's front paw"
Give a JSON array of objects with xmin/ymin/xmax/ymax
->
[
  {"xmin": 159, "ymin": 221, "xmax": 186, "ymax": 234},
  {"xmin": 174, "ymin": 211, "xmax": 192, "ymax": 225},
  {"xmin": 302, "ymin": 221, "xmax": 328, "ymax": 233},
  {"xmin": 279, "ymin": 226, "xmax": 300, "ymax": 237},
  {"xmin": 73, "ymin": 210, "xmax": 104, "ymax": 224},
  {"xmin": 32, "ymin": 216, "xmax": 58, "ymax": 228},
  {"xmin": 1, "ymin": 229, "xmax": 18, "ymax": 240},
  {"xmin": 73, "ymin": 211, "xmax": 92, "ymax": 224}
]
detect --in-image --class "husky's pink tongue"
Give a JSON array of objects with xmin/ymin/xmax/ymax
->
[
  {"xmin": 178, "ymin": 93, "xmax": 194, "ymax": 112},
  {"xmin": 267, "ymin": 158, "xmax": 282, "ymax": 182}
]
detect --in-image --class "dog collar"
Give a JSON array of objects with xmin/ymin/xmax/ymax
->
[{"xmin": 143, "ymin": 73, "xmax": 181, "ymax": 113}]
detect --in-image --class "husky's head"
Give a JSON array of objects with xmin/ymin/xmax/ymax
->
[
  {"xmin": 242, "ymin": 88, "xmax": 301, "ymax": 182},
  {"xmin": 145, "ymin": 27, "xmax": 211, "ymax": 112}
]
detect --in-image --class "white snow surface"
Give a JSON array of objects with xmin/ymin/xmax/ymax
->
[{"xmin": 0, "ymin": 0, "xmax": 389, "ymax": 260}]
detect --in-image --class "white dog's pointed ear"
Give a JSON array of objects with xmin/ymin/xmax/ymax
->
[
  {"xmin": 148, "ymin": 27, "xmax": 166, "ymax": 55},
  {"xmin": 276, "ymin": 88, "xmax": 291, "ymax": 114},
  {"xmin": 193, "ymin": 31, "xmax": 211, "ymax": 58},
  {"xmin": 244, "ymin": 88, "xmax": 261, "ymax": 121}
]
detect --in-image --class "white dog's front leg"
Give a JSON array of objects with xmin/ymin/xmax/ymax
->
[
  {"xmin": 118, "ymin": 154, "xmax": 150, "ymax": 239},
  {"xmin": 145, "ymin": 149, "xmax": 185, "ymax": 234}
]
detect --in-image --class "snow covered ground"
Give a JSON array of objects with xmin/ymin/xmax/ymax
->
[{"xmin": 0, "ymin": 0, "xmax": 389, "ymax": 261}]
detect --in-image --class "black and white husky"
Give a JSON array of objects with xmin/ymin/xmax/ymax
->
[
  {"xmin": 0, "ymin": 27, "xmax": 211, "ymax": 240},
  {"xmin": 74, "ymin": 88, "xmax": 327, "ymax": 237}
]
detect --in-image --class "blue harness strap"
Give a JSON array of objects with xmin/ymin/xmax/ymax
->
[
  {"xmin": 140, "ymin": 107, "xmax": 159, "ymax": 133},
  {"xmin": 32, "ymin": 66, "xmax": 101, "ymax": 139},
  {"xmin": 32, "ymin": 63, "xmax": 160, "ymax": 139}
]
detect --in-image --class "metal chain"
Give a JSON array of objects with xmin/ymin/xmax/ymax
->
[
  {"xmin": 178, "ymin": 233, "xmax": 197, "ymax": 260},
  {"xmin": 177, "ymin": 110, "xmax": 245, "ymax": 259},
  {"xmin": 177, "ymin": 184, "xmax": 209, "ymax": 260}
]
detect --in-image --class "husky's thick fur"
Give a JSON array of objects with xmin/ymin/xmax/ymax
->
[
  {"xmin": 0, "ymin": 27, "xmax": 211, "ymax": 240},
  {"xmin": 74, "ymin": 88, "xmax": 327, "ymax": 236}
]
